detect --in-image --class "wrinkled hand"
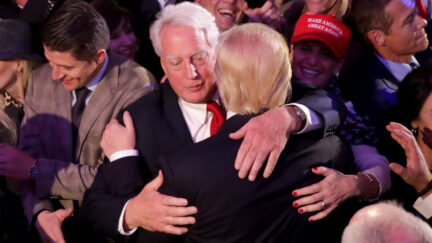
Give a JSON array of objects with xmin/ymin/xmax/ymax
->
[
  {"xmin": 230, "ymin": 106, "xmax": 300, "ymax": 181},
  {"xmin": 100, "ymin": 111, "xmax": 136, "ymax": 159},
  {"xmin": 0, "ymin": 143, "xmax": 36, "ymax": 180},
  {"xmin": 387, "ymin": 122, "xmax": 432, "ymax": 192},
  {"xmin": 292, "ymin": 167, "xmax": 358, "ymax": 222},
  {"xmin": 245, "ymin": 0, "xmax": 285, "ymax": 30},
  {"xmin": 124, "ymin": 171, "xmax": 197, "ymax": 234},
  {"xmin": 35, "ymin": 208, "xmax": 73, "ymax": 243}
]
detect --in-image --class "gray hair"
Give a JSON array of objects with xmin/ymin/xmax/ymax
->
[
  {"xmin": 342, "ymin": 201, "xmax": 432, "ymax": 243},
  {"xmin": 149, "ymin": 2, "xmax": 219, "ymax": 56}
]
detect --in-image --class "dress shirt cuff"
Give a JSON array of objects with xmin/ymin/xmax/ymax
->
[
  {"xmin": 110, "ymin": 149, "xmax": 139, "ymax": 162},
  {"xmin": 414, "ymin": 194, "xmax": 432, "ymax": 219},
  {"xmin": 285, "ymin": 103, "xmax": 321, "ymax": 134},
  {"xmin": 118, "ymin": 199, "xmax": 138, "ymax": 235}
]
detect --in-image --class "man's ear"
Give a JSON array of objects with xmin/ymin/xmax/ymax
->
[
  {"xmin": 94, "ymin": 49, "xmax": 107, "ymax": 65},
  {"xmin": 367, "ymin": 29, "xmax": 386, "ymax": 47}
]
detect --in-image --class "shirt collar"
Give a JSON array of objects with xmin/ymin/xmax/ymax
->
[
  {"xmin": 85, "ymin": 53, "xmax": 109, "ymax": 91},
  {"xmin": 374, "ymin": 52, "xmax": 419, "ymax": 82},
  {"xmin": 178, "ymin": 91, "xmax": 221, "ymax": 124}
]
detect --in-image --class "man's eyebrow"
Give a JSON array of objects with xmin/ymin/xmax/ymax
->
[
  {"xmin": 165, "ymin": 55, "xmax": 181, "ymax": 60},
  {"xmin": 403, "ymin": 8, "xmax": 417, "ymax": 25}
]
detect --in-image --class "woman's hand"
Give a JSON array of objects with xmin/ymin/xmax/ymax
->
[{"xmin": 292, "ymin": 166, "xmax": 359, "ymax": 222}]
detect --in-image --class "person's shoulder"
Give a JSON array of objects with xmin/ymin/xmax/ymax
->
[
  {"xmin": 31, "ymin": 62, "xmax": 52, "ymax": 81},
  {"xmin": 108, "ymin": 53, "xmax": 157, "ymax": 87}
]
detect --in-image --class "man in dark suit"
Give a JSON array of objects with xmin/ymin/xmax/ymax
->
[
  {"xmin": 0, "ymin": 2, "xmax": 155, "ymax": 242},
  {"xmin": 80, "ymin": 2, "xmax": 347, "ymax": 240},
  {"xmin": 340, "ymin": 0, "xmax": 430, "ymax": 137},
  {"xmin": 137, "ymin": 22, "xmax": 357, "ymax": 242}
]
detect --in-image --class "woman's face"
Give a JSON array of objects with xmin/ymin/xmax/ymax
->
[
  {"xmin": 291, "ymin": 40, "xmax": 341, "ymax": 89},
  {"xmin": 305, "ymin": 0, "xmax": 337, "ymax": 13},
  {"xmin": 412, "ymin": 93, "xmax": 432, "ymax": 150},
  {"xmin": 109, "ymin": 18, "xmax": 138, "ymax": 59},
  {"xmin": 0, "ymin": 60, "xmax": 18, "ymax": 90}
]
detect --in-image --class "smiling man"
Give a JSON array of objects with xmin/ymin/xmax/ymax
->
[{"xmin": 0, "ymin": 1, "xmax": 155, "ymax": 242}]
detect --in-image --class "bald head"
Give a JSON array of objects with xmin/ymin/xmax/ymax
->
[{"xmin": 342, "ymin": 202, "xmax": 432, "ymax": 243}]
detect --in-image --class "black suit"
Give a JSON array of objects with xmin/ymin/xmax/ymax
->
[
  {"xmin": 79, "ymin": 82, "xmax": 192, "ymax": 238},
  {"xmin": 339, "ymin": 50, "xmax": 399, "ymax": 138},
  {"xmin": 80, "ymin": 80, "xmax": 346, "ymax": 239},
  {"xmin": 339, "ymin": 47, "xmax": 432, "ymax": 138},
  {"xmin": 136, "ymin": 115, "xmax": 358, "ymax": 243}
]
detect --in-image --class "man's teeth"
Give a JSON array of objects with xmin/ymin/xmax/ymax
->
[{"xmin": 218, "ymin": 9, "xmax": 233, "ymax": 17}]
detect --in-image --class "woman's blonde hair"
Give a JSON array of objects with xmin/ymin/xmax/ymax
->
[
  {"xmin": 305, "ymin": 0, "xmax": 349, "ymax": 20},
  {"xmin": 215, "ymin": 23, "xmax": 292, "ymax": 115},
  {"xmin": 0, "ymin": 59, "xmax": 43, "ymax": 145}
]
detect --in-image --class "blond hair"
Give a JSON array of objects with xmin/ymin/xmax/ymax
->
[
  {"xmin": 305, "ymin": 0, "xmax": 349, "ymax": 20},
  {"xmin": 215, "ymin": 23, "xmax": 291, "ymax": 115}
]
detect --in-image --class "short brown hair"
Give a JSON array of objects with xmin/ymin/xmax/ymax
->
[
  {"xmin": 41, "ymin": 1, "xmax": 109, "ymax": 61},
  {"xmin": 349, "ymin": 0, "xmax": 393, "ymax": 43}
]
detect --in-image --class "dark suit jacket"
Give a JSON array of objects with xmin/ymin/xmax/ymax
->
[
  {"xmin": 136, "ymin": 115, "xmax": 358, "ymax": 243},
  {"xmin": 80, "ymin": 81, "xmax": 193, "ymax": 237},
  {"xmin": 80, "ymin": 80, "xmax": 346, "ymax": 239}
]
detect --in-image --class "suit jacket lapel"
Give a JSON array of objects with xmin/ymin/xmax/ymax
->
[
  {"xmin": 163, "ymin": 82, "xmax": 194, "ymax": 144},
  {"xmin": 55, "ymin": 80, "xmax": 75, "ymax": 161},
  {"xmin": 75, "ymin": 56, "xmax": 118, "ymax": 158},
  {"xmin": 370, "ymin": 54, "xmax": 399, "ymax": 91}
]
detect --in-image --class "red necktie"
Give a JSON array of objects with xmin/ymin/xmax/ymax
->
[{"xmin": 207, "ymin": 101, "xmax": 225, "ymax": 136}]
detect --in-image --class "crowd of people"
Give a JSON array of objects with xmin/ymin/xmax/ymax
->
[{"xmin": 0, "ymin": 0, "xmax": 432, "ymax": 242}]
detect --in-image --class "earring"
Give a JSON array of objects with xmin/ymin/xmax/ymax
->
[{"xmin": 411, "ymin": 127, "xmax": 418, "ymax": 136}]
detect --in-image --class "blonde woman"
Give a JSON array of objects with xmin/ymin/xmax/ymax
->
[
  {"xmin": 0, "ymin": 18, "xmax": 44, "ymax": 242},
  {"xmin": 0, "ymin": 19, "xmax": 44, "ymax": 145}
]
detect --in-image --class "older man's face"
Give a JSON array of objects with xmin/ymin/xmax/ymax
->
[
  {"xmin": 195, "ymin": 0, "xmax": 246, "ymax": 31},
  {"xmin": 383, "ymin": 0, "xmax": 428, "ymax": 58},
  {"xmin": 160, "ymin": 25, "xmax": 217, "ymax": 104}
]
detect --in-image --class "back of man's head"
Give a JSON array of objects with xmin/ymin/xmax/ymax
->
[
  {"xmin": 342, "ymin": 201, "xmax": 432, "ymax": 243},
  {"xmin": 41, "ymin": 1, "xmax": 110, "ymax": 62},
  {"xmin": 349, "ymin": 0, "xmax": 393, "ymax": 43},
  {"xmin": 215, "ymin": 23, "xmax": 291, "ymax": 114},
  {"xmin": 149, "ymin": 2, "xmax": 219, "ymax": 57}
]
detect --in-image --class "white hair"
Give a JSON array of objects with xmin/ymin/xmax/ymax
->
[
  {"xmin": 342, "ymin": 201, "xmax": 432, "ymax": 243},
  {"xmin": 149, "ymin": 2, "xmax": 219, "ymax": 56}
]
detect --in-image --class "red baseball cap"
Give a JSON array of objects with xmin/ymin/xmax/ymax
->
[{"xmin": 291, "ymin": 13, "xmax": 351, "ymax": 59}]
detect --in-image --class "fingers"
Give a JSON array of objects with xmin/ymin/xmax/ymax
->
[
  {"xmin": 307, "ymin": 207, "xmax": 335, "ymax": 222},
  {"xmin": 389, "ymin": 162, "xmax": 406, "ymax": 178},
  {"xmin": 56, "ymin": 208, "xmax": 73, "ymax": 221},
  {"xmin": 263, "ymin": 149, "xmax": 281, "ymax": 178},
  {"xmin": 145, "ymin": 170, "xmax": 164, "ymax": 191},
  {"xmin": 158, "ymin": 193, "xmax": 192, "ymax": 208},
  {"xmin": 123, "ymin": 111, "xmax": 135, "ymax": 135},
  {"xmin": 230, "ymin": 125, "xmax": 247, "ymax": 140},
  {"xmin": 161, "ymin": 224, "xmax": 189, "ymax": 235},
  {"xmin": 233, "ymin": 130, "xmax": 250, "ymax": 171},
  {"xmin": 292, "ymin": 181, "xmax": 322, "ymax": 198}
]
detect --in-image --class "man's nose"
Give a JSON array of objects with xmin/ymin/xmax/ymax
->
[
  {"xmin": 184, "ymin": 63, "xmax": 198, "ymax": 79},
  {"xmin": 51, "ymin": 65, "xmax": 65, "ymax": 80}
]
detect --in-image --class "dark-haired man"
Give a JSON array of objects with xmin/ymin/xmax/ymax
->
[
  {"xmin": 340, "ymin": 0, "xmax": 430, "ymax": 137},
  {"xmin": 0, "ymin": 1, "xmax": 155, "ymax": 242}
]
